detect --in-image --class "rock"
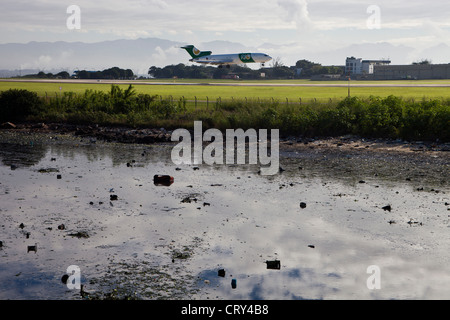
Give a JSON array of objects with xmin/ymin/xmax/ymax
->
[
  {"xmin": 58, "ymin": 224, "xmax": 65, "ymax": 230},
  {"xmin": 218, "ymin": 269, "xmax": 226, "ymax": 277},
  {"xmin": 266, "ymin": 260, "xmax": 281, "ymax": 270},
  {"xmin": 61, "ymin": 274, "xmax": 69, "ymax": 284},
  {"xmin": 57, "ymin": 174, "xmax": 62, "ymax": 179},
  {"xmin": 308, "ymin": 245, "xmax": 315, "ymax": 249},
  {"xmin": 19, "ymin": 223, "xmax": 25, "ymax": 229},
  {"xmin": 153, "ymin": 175, "xmax": 174, "ymax": 186},
  {"xmin": 231, "ymin": 279, "xmax": 237, "ymax": 289},
  {"xmin": 0, "ymin": 241, "xmax": 3, "ymax": 248},
  {"xmin": 300, "ymin": 202, "xmax": 307, "ymax": 209},
  {"xmin": 110, "ymin": 195, "xmax": 118, "ymax": 201},
  {"xmin": 382, "ymin": 205, "xmax": 391, "ymax": 212},
  {"xmin": 27, "ymin": 243, "xmax": 37, "ymax": 253}
]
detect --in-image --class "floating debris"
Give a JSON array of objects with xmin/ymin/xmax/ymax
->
[
  {"xmin": 266, "ymin": 260, "xmax": 281, "ymax": 270},
  {"xmin": 231, "ymin": 279, "xmax": 237, "ymax": 289},
  {"xmin": 27, "ymin": 243, "xmax": 37, "ymax": 253},
  {"xmin": 68, "ymin": 231, "xmax": 90, "ymax": 239},
  {"xmin": 153, "ymin": 175, "xmax": 174, "ymax": 186}
]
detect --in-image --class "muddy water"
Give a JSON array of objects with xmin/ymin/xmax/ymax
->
[{"xmin": 0, "ymin": 132, "xmax": 448, "ymax": 300}]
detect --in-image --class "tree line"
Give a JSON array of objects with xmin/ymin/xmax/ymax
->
[{"xmin": 148, "ymin": 60, "xmax": 344, "ymax": 80}]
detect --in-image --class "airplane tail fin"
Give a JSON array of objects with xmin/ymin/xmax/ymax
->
[{"xmin": 181, "ymin": 45, "xmax": 212, "ymax": 59}]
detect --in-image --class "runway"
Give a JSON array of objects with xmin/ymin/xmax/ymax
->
[{"xmin": 2, "ymin": 78, "xmax": 450, "ymax": 87}]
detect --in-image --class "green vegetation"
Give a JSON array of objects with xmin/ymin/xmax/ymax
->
[
  {"xmin": 1, "ymin": 85, "xmax": 448, "ymax": 141},
  {"xmin": 2, "ymin": 80, "xmax": 450, "ymax": 102}
]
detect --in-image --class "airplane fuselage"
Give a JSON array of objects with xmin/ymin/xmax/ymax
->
[{"xmin": 191, "ymin": 53, "xmax": 272, "ymax": 66}]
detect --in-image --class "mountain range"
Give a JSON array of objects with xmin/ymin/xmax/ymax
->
[{"xmin": 0, "ymin": 38, "xmax": 448, "ymax": 77}]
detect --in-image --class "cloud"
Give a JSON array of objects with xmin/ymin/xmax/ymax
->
[{"xmin": 277, "ymin": 0, "xmax": 311, "ymax": 29}]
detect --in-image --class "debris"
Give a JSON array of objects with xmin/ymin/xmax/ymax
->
[
  {"xmin": 110, "ymin": 195, "xmax": 118, "ymax": 201},
  {"xmin": 58, "ymin": 224, "xmax": 65, "ymax": 230},
  {"xmin": 19, "ymin": 223, "xmax": 25, "ymax": 229},
  {"xmin": 193, "ymin": 167, "xmax": 200, "ymax": 171},
  {"xmin": 1, "ymin": 122, "xmax": 16, "ymax": 129},
  {"xmin": 300, "ymin": 202, "xmax": 307, "ymax": 209},
  {"xmin": 57, "ymin": 174, "xmax": 62, "ymax": 179},
  {"xmin": 68, "ymin": 231, "xmax": 89, "ymax": 238},
  {"xmin": 266, "ymin": 260, "xmax": 281, "ymax": 270},
  {"xmin": 0, "ymin": 241, "xmax": 3, "ymax": 248},
  {"xmin": 308, "ymin": 245, "xmax": 315, "ymax": 249},
  {"xmin": 218, "ymin": 269, "xmax": 226, "ymax": 277},
  {"xmin": 61, "ymin": 274, "xmax": 69, "ymax": 284},
  {"xmin": 231, "ymin": 279, "xmax": 237, "ymax": 289},
  {"xmin": 382, "ymin": 205, "xmax": 391, "ymax": 212},
  {"xmin": 10, "ymin": 164, "xmax": 17, "ymax": 170},
  {"xmin": 203, "ymin": 202, "xmax": 210, "ymax": 207},
  {"xmin": 27, "ymin": 243, "xmax": 37, "ymax": 253},
  {"xmin": 153, "ymin": 175, "xmax": 174, "ymax": 186}
]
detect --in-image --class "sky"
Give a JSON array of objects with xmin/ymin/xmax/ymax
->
[{"xmin": 0, "ymin": 0, "xmax": 449, "ymax": 68}]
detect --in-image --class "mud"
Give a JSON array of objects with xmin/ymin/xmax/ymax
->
[{"xmin": 0, "ymin": 128, "xmax": 448, "ymax": 300}]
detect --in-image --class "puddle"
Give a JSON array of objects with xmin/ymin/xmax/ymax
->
[{"xmin": 0, "ymin": 132, "xmax": 449, "ymax": 300}]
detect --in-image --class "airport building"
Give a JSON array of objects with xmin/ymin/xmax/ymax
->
[
  {"xmin": 373, "ymin": 63, "xmax": 450, "ymax": 80},
  {"xmin": 345, "ymin": 57, "xmax": 391, "ymax": 75}
]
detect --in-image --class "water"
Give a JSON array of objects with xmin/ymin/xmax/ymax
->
[{"xmin": 0, "ymin": 132, "xmax": 449, "ymax": 300}]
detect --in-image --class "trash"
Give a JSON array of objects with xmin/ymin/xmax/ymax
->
[
  {"xmin": 218, "ymin": 269, "xmax": 226, "ymax": 277},
  {"xmin": 61, "ymin": 274, "xmax": 69, "ymax": 284},
  {"xmin": 68, "ymin": 231, "xmax": 89, "ymax": 238},
  {"xmin": 1, "ymin": 122, "xmax": 16, "ymax": 129},
  {"xmin": 300, "ymin": 202, "xmax": 307, "ymax": 209},
  {"xmin": 231, "ymin": 279, "xmax": 237, "ymax": 289},
  {"xmin": 266, "ymin": 260, "xmax": 281, "ymax": 270},
  {"xmin": 153, "ymin": 175, "xmax": 174, "ymax": 186},
  {"xmin": 27, "ymin": 243, "xmax": 37, "ymax": 253}
]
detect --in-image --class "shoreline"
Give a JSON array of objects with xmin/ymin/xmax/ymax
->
[{"xmin": 2, "ymin": 121, "xmax": 449, "ymax": 154}]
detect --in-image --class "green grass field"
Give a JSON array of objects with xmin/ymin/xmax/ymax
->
[{"xmin": 1, "ymin": 79, "xmax": 450, "ymax": 103}]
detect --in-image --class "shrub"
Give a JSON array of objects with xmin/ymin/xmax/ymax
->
[{"xmin": 0, "ymin": 89, "xmax": 43, "ymax": 122}]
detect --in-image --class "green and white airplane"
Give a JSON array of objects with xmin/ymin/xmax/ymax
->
[{"xmin": 181, "ymin": 45, "xmax": 272, "ymax": 68}]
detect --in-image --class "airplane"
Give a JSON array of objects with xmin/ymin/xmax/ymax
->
[{"xmin": 181, "ymin": 45, "xmax": 272, "ymax": 68}]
